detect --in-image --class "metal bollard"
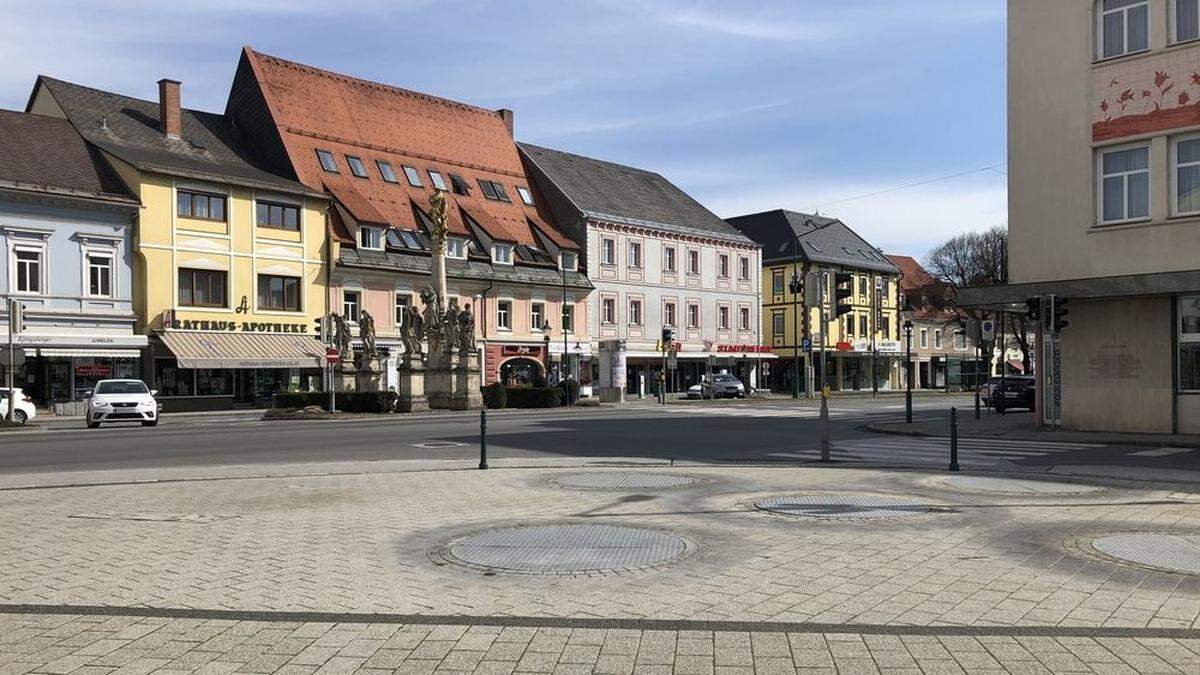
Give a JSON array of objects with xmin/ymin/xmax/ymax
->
[
  {"xmin": 819, "ymin": 393, "xmax": 831, "ymax": 463},
  {"xmin": 974, "ymin": 384, "xmax": 981, "ymax": 420},
  {"xmin": 949, "ymin": 407, "xmax": 960, "ymax": 472},
  {"xmin": 479, "ymin": 407, "xmax": 488, "ymax": 470}
]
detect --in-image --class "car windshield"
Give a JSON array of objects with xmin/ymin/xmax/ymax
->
[
  {"xmin": 96, "ymin": 381, "xmax": 149, "ymax": 394},
  {"xmin": 714, "ymin": 375, "xmax": 735, "ymax": 382}
]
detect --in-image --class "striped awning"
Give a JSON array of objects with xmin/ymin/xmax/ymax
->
[{"xmin": 157, "ymin": 332, "xmax": 326, "ymax": 369}]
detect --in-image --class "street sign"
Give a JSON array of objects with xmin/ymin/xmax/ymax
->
[
  {"xmin": 325, "ymin": 348, "xmax": 340, "ymax": 365},
  {"xmin": 981, "ymin": 319, "xmax": 995, "ymax": 342},
  {"xmin": 801, "ymin": 337, "xmax": 812, "ymax": 351}
]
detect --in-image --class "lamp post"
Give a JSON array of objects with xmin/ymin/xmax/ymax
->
[
  {"xmin": 904, "ymin": 319, "xmax": 914, "ymax": 424},
  {"xmin": 561, "ymin": 267, "xmax": 569, "ymax": 380},
  {"xmin": 788, "ymin": 270, "xmax": 802, "ymax": 399},
  {"xmin": 541, "ymin": 320, "xmax": 551, "ymax": 381},
  {"xmin": 475, "ymin": 293, "xmax": 487, "ymax": 470}
]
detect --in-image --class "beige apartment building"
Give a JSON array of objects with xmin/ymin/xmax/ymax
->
[{"xmin": 962, "ymin": 0, "xmax": 1200, "ymax": 433}]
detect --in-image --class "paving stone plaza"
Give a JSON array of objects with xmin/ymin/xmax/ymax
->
[{"xmin": 2, "ymin": 463, "xmax": 1200, "ymax": 673}]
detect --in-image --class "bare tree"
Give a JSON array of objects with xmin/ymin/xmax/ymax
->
[{"xmin": 925, "ymin": 226, "xmax": 1032, "ymax": 373}]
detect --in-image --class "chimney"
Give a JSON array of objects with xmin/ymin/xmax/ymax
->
[
  {"xmin": 158, "ymin": 78, "xmax": 182, "ymax": 139},
  {"xmin": 497, "ymin": 108, "xmax": 514, "ymax": 136}
]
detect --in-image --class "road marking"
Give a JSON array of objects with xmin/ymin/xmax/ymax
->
[{"xmin": 1128, "ymin": 447, "xmax": 1194, "ymax": 457}]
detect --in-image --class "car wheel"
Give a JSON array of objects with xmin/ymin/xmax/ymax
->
[
  {"xmin": 87, "ymin": 421, "xmax": 100, "ymax": 429},
  {"xmin": 141, "ymin": 419, "xmax": 158, "ymax": 427},
  {"xmin": 12, "ymin": 410, "xmax": 27, "ymax": 425}
]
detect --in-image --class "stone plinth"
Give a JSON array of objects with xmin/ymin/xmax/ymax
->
[
  {"xmin": 355, "ymin": 355, "xmax": 384, "ymax": 393},
  {"xmin": 335, "ymin": 358, "xmax": 358, "ymax": 393},
  {"xmin": 397, "ymin": 355, "xmax": 430, "ymax": 413},
  {"xmin": 450, "ymin": 349, "xmax": 482, "ymax": 410}
]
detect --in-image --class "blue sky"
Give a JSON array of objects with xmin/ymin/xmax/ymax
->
[{"xmin": 0, "ymin": 0, "xmax": 1007, "ymax": 257}]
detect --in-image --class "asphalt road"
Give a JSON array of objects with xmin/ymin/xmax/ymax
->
[{"xmin": 0, "ymin": 396, "xmax": 971, "ymax": 474}]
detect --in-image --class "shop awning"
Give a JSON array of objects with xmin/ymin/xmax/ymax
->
[
  {"xmin": 23, "ymin": 348, "xmax": 142, "ymax": 358},
  {"xmin": 157, "ymin": 332, "xmax": 326, "ymax": 369}
]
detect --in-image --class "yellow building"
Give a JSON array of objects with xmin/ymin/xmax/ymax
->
[
  {"xmin": 29, "ymin": 76, "xmax": 331, "ymax": 409},
  {"xmin": 726, "ymin": 211, "xmax": 901, "ymax": 393}
]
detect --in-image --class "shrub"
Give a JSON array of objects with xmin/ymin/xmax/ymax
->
[
  {"xmin": 561, "ymin": 378, "xmax": 580, "ymax": 405},
  {"xmin": 531, "ymin": 370, "xmax": 549, "ymax": 388},
  {"xmin": 482, "ymin": 382, "xmax": 507, "ymax": 409},
  {"xmin": 274, "ymin": 391, "xmax": 397, "ymax": 413},
  {"xmin": 504, "ymin": 386, "xmax": 562, "ymax": 408}
]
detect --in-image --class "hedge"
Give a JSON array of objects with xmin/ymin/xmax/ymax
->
[
  {"xmin": 482, "ymin": 382, "xmax": 507, "ymax": 409},
  {"xmin": 504, "ymin": 386, "xmax": 562, "ymax": 408},
  {"xmin": 274, "ymin": 391, "xmax": 398, "ymax": 413}
]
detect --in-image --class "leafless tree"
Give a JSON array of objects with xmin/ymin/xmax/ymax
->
[{"xmin": 924, "ymin": 226, "xmax": 1032, "ymax": 373}]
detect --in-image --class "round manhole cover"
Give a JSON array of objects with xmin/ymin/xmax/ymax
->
[
  {"xmin": 944, "ymin": 475, "xmax": 1102, "ymax": 495},
  {"xmin": 442, "ymin": 524, "xmax": 691, "ymax": 574},
  {"xmin": 755, "ymin": 494, "xmax": 933, "ymax": 519},
  {"xmin": 1091, "ymin": 533, "xmax": 1200, "ymax": 575},
  {"xmin": 553, "ymin": 472, "xmax": 698, "ymax": 490}
]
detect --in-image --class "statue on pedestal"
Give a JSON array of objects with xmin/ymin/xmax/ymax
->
[
  {"xmin": 331, "ymin": 313, "xmax": 353, "ymax": 361},
  {"xmin": 457, "ymin": 303, "xmax": 476, "ymax": 353},
  {"xmin": 399, "ymin": 304, "xmax": 424, "ymax": 360},
  {"xmin": 357, "ymin": 310, "xmax": 377, "ymax": 364}
]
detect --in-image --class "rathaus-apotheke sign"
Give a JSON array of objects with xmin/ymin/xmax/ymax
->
[{"xmin": 168, "ymin": 318, "xmax": 310, "ymax": 334}]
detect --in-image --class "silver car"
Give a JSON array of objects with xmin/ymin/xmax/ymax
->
[{"xmin": 687, "ymin": 374, "xmax": 747, "ymax": 399}]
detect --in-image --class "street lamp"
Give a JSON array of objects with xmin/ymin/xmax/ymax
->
[
  {"xmin": 561, "ymin": 267, "xmax": 569, "ymax": 380},
  {"xmin": 788, "ymin": 270, "xmax": 802, "ymax": 399},
  {"xmin": 541, "ymin": 320, "xmax": 551, "ymax": 380},
  {"xmin": 903, "ymin": 319, "xmax": 914, "ymax": 423}
]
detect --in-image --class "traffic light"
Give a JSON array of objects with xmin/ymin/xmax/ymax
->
[
  {"xmin": 1024, "ymin": 297, "xmax": 1041, "ymax": 323},
  {"xmin": 314, "ymin": 314, "xmax": 327, "ymax": 342},
  {"xmin": 1052, "ymin": 297, "xmax": 1070, "ymax": 332},
  {"xmin": 8, "ymin": 300, "xmax": 25, "ymax": 335},
  {"xmin": 834, "ymin": 272, "xmax": 854, "ymax": 317},
  {"xmin": 661, "ymin": 326, "xmax": 673, "ymax": 346}
]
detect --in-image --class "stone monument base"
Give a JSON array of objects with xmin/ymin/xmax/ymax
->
[
  {"xmin": 397, "ymin": 356, "xmax": 430, "ymax": 413},
  {"xmin": 449, "ymin": 350, "xmax": 482, "ymax": 410},
  {"xmin": 335, "ymin": 358, "xmax": 358, "ymax": 393},
  {"xmin": 355, "ymin": 355, "xmax": 384, "ymax": 393}
]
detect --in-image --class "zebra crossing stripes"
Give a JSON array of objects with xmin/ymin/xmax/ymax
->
[{"xmin": 767, "ymin": 436, "xmax": 1102, "ymax": 467}]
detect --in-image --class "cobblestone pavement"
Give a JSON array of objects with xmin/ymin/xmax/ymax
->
[{"xmin": 1, "ymin": 463, "xmax": 1199, "ymax": 672}]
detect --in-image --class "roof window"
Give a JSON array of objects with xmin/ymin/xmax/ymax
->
[
  {"xmin": 376, "ymin": 160, "xmax": 398, "ymax": 183},
  {"xmin": 346, "ymin": 155, "xmax": 369, "ymax": 179},
  {"xmin": 403, "ymin": 165, "xmax": 423, "ymax": 188},
  {"xmin": 428, "ymin": 170, "xmax": 448, "ymax": 191},
  {"xmin": 516, "ymin": 186, "xmax": 534, "ymax": 206},
  {"xmin": 316, "ymin": 149, "xmax": 339, "ymax": 173},
  {"xmin": 449, "ymin": 173, "xmax": 471, "ymax": 196}
]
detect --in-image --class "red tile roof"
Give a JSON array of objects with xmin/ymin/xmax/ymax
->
[
  {"xmin": 241, "ymin": 47, "xmax": 576, "ymax": 250},
  {"xmin": 885, "ymin": 254, "xmax": 939, "ymax": 291}
]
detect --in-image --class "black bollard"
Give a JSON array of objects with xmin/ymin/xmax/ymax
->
[
  {"xmin": 479, "ymin": 407, "xmax": 488, "ymax": 470},
  {"xmin": 949, "ymin": 407, "xmax": 960, "ymax": 472},
  {"xmin": 819, "ymin": 392, "xmax": 831, "ymax": 463}
]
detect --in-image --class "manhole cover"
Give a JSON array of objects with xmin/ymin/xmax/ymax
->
[
  {"xmin": 1091, "ymin": 533, "xmax": 1200, "ymax": 575},
  {"xmin": 944, "ymin": 475, "xmax": 1102, "ymax": 495},
  {"xmin": 441, "ymin": 524, "xmax": 690, "ymax": 574},
  {"xmin": 553, "ymin": 472, "xmax": 698, "ymax": 490},
  {"xmin": 755, "ymin": 494, "xmax": 933, "ymax": 519},
  {"xmin": 412, "ymin": 441, "xmax": 466, "ymax": 449}
]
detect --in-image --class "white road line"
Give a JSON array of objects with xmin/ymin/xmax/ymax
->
[{"xmin": 1128, "ymin": 447, "xmax": 1195, "ymax": 457}]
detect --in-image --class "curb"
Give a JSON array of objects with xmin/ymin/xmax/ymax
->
[{"xmin": 864, "ymin": 422, "xmax": 1200, "ymax": 449}]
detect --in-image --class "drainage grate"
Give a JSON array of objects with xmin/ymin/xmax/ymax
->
[
  {"xmin": 943, "ymin": 475, "xmax": 1102, "ymax": 495},
  {"xmin": 553, "ymin": 472, "xmax": 698, "ymax": 490},
  {"xmin": 755, "ymin": 494, "xmax": 933, "ymax": 520},
  {"xmin": 1091, "ymin": 533, "xmax": 1200, "ymax": 575},
  {"xmin": 441, "ymin": 524, "xmax": 690, "ymax": 574}
]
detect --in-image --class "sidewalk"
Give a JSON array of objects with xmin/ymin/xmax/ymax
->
[{"xmin": 866, "ymin": 409, "xmax": 1200, "ymax": 448}]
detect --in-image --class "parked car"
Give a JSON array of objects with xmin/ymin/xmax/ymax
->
[
  {"xmin": 686, "ymin": 374, "xmax": 747, "ymax": 399},
  {"xmin": 85, "ymin": 379, "xmax": 161, "ymax": 428},
  {"xmin": 991, "ymin": 375, "xmax": 1036, "ymax": 412},
  {"xmin": 0, "ymin": 387, "xmax": 36, "ymax": 425}
]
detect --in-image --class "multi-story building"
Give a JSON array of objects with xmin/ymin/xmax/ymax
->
[
  {"xmin": 0, "ymin": 109, "xmax": 145, "ymax": 410},
  {"xmin": 888, "ymin": 254, "xmax": 983, "ymax": 390},
  {"xmin": 726, "ymin": 211, "xmax": 901, "ymax": 393},
  {"xmin": 27, "ymin": 76, "xmax": 331, "ymax": 410},
  {"xmin": 224, "ymin": 49, "xmax": 591, "ymax": 388},
  {"xmin": 961, "ymin": 1, "xmax": 1200, "ymax": 432},
  {"xmin": 520, "ymin": 144, "xmax": 762, "ymax": 400}
]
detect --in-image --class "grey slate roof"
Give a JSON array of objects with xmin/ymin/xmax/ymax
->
[
  {"xmin": 0, "ymin": 109, "xmax": 137, "ymax": 206},
  {"xmin": 725, "ymin": 210, "xmax": 899, "ymax": 273},
  {"xmin": 338, "ymin": 248, "xmax": 593, "ymax": 290},
  {"xmin": 32, "ymin": 77, "xmax": 320, "ymax": 198},
  {"xmin": 518, "ymin": 143, "xmax": 754, "ymax": 245}
]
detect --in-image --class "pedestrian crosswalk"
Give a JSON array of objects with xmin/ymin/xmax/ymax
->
[
  {"xmin": 768, "ymin": 436, "xmax": 1104, "ymax": 468},
  {"xmin": 667, "ymin": 403, "xmax": 944, "ymax": 422}
]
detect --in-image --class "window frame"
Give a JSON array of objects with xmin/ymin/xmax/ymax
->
[
  {"xmin": 628, "ymin": 298, "xmax": 643, "ymax": 326},
  {"xmin": 86, "ymin": 252, "xmax": 114, "ymax": 298},
  {"xmin": 449, "ymin": 173, "xmax": 471, "ymax": 196},
  {"xmin": 627, "ymin": 240, "xmax": 643, "ymax": 269},
  {"xmin": 718, "ymin": 304, "xmax": 730, "ymax": 330},
  {"xmin": 516, "ymin": 185, "xmax": 534, "ymax": 205},
  {"xmin": 346, "ymin": 155, "xmax": 369, "ymax": 179},
  {"xmin": 12, "ymin": 245, "xmax": 46, "ymax": 295},
  {"xmin": 342, "ymin": 289, "xmax": 361, "ymax": 323},
  {"xmin": 687, "ymin": 302, "xmax": 701, "ymax": 329},
  {"xmin": 686, "ymin": 248, "xmax": 700, "ymax": 276},
  {"xmin": 531, "ymin": 301, "xmax": 546, "ymax": 331},
  {"xmin": 177, "ymin": 189, "xmax": 227, "ymax": 222},
  {"xmin": 377, "ymin": 160, "xmax": 399, "ymax": 183},
  {"xmin": 1177, "ymin": 0, "xmax": 1200, "ymax": 43},
  {"xmin": 359, "ymin": 225, "xmax": 384, "ymax": 250},
  {"xmin": 601, "ymin": 296, "xmax": 616, "ymax": 325},
  {"xmin": 446, "ymin": 237, "xmax": 469, "ymax": 259},
  {"xmin": 560, "ymin": 250, "xmax": 578, "ymax": 271},
  {"xmin": 1172, "ymin": 134, "xmax": 1200, "ymax": 216},
  {"xmin": 739, "ymin": 306, "xmax": 751, "ymax": 331},
  {"xmin": 772, "ymin": 269, "xmax": 785, "ymax": 295},
  {"xmin": 600, "ymin": 237, "xmax": 616, "ymax": 266},
  {"xmin": 402, "ymin": 165, "xmax": 423, "ymax": 187},
  {"xmin": 1097, "ymin": 0, "xmax": 1150, "ymax": 60},
  {"xmin": 256, "ymin": 199, "xmax": 301, "ymax": 232},
  {"xmin": 919, "ymin": 328, "xmax": 929, "ymax": 349},
  {"xmin": 1178, "ymin": 295, "xmax": 1200, "ymax": 392},
  {"xmin": 718, "ymin": 253, "xmax": 730, "ymax": 279},
  {"xmin": 561, "ymin": 302, "xmax": 575, "ymax": 333},
  {"xmin": 496, "ymin": 299, "xmax": 513, "ymax": 331},
  {"xmin": 663, "ymin": 245, "xmax": 677, "ymax": 273},
  {"xmin": 316, "ymin": 149, "xmax": 339, "ymax": 173},
  {"xmin": 934, "ymin": 328, "xmax": 942, "ymax": 349},
  {"xmin": 738, "ymin": 256, "xmax": 750, "ymax": 281},
  {"xmin": 772, "ymin": 310, "xmax": 785, "ymax": 339},
  {"xmin": 1097, "ymin": 143, "xmax": 1151, "ymax": 225},
  {"xmin": 428, "ymin": 170, "xmax": 448, "ymax": 191},
  {"xmin": 395, "ymin": 292, "xmax": 412, "ymax": 326},
  {"xmin": 177, "ymin": 267, "xmax": 227, "ymax": 308},
  {"xmin": 664, "ymin": 300, "xmax": 677, "ymax": 328},
  {"xmin": 256, "ymin": 273, "xmax": 302, "ymax": 312},
  {"xmin": 492, "ymin": 242, "xmax": 514, "ymax": 265}
]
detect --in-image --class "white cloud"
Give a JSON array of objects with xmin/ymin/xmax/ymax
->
[
  {"xmin": 702, "ymin": 176, "xmax": 1008, "ymax": 258},
  {"xmin": 533, "ymin": 101, "xmax": 787, "ymax": 139}
]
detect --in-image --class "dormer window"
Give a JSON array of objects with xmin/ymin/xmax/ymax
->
[
  {"xmin": 346, "ymin": 155, "xmax": 369, "ymax": 179},
  {"xmin": 449, "ymin": 173, "xmax": 471, "ymax": 195},
  {"xmin": 560, "ymin": 250, "xmax": 578, "ymax": 271},
  {"xmin": 359, "ymin": 225, "xmax": 383, "ymax": 250},
  {"xmin": 316, "ymin": 149, "xmax": 339, "ymax": 173},
  {"xmin": 446, "ymin": 237, "xmax": 468, "ymax": 259},
  {"xmin": 492, "ymin": 242, "xmax": 514, "ymax": 265},
  {"xmin": 516, "ymin": 186, "xmax": 534, "ymax": 205}
]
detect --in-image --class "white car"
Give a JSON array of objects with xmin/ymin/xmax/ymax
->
[
  {"xmin": 686, "ymin": 374, "xmax": 747, "ymax": 399},
  {"xmin": 86, "ymin": 379, "xmax": 160, "ymax": 428},
  {"xmin": 0, "ymin": 387, "xmax": 37, "ymax": 425}
]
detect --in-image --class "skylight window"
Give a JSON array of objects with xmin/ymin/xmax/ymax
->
[
  {"xmin": 400, "ymin": 230, "xmax": 420, "ymax": 249},
  {"xmin": 403, "ymin": 165, "xmax": 423, "ymax": 187},
  {"xmin": 478, "ymin": 179, "xmax": 498, "ymax": 200},
  {"xmin": 516, "ymin": 186, "xmax": 534, "ymax": 206},
  {"xmin": 491, "ymin": 182, "xmax": 510, "ymax": 202},
  {"xmin": 449, "ymin": 174, "xmax": 471, "ymax": 196},
  {"xmin": 428, "ymin": 170, "xmax": 448, "ymax": 191},
  {"xmin": 376, "ymin": 160, "xmax": 398, "ymax": 183},
  {"xmin": 316, "ymin": 149, "xmax": 339, "ymax": 173},
  {"xmin": 346, "ymin": 155, "xmax": 369, "ymax": 178}
]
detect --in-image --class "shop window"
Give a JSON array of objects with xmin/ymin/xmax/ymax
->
[
  {"xmin": 196, "ymin": 369, "xmax": 233, "ymax": 396},
  {"xmin": 178, "ymin": 268, "xmax": 226, "ymax": 308},
  {"xmin": 155, "ymin": 360, "xmax": 196, "ymax": 397},
  {"xmin": 177, "ymin": 190, "xmax": 226, "ymax": 221},
  {"xmin": 257, "ymin": 274, "xmax": 301, "ymax": 311},
  {"xmin": 87, "ymin": 254, "xmax": 113, "ymax": 297},
  {"xmin": 1179, "ymin": 295, "xmax": 1200, "ymax": 391},
  {"xmin": 256, "ymin": 201, "xmax": 300, "ymax": 231},
  {"xmin": 342, "ymin": 290, "xmax": 361, "ymax": 322}
]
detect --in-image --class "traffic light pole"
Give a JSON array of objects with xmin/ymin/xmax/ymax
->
[{"xmin": 6, "ymin": 300, "xmax": 15, "ymax": 423}]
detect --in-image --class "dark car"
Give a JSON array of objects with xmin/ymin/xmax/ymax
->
[{"xmin": 991, "ymin": 375, "xmax": 1036, "ymax": 412}]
